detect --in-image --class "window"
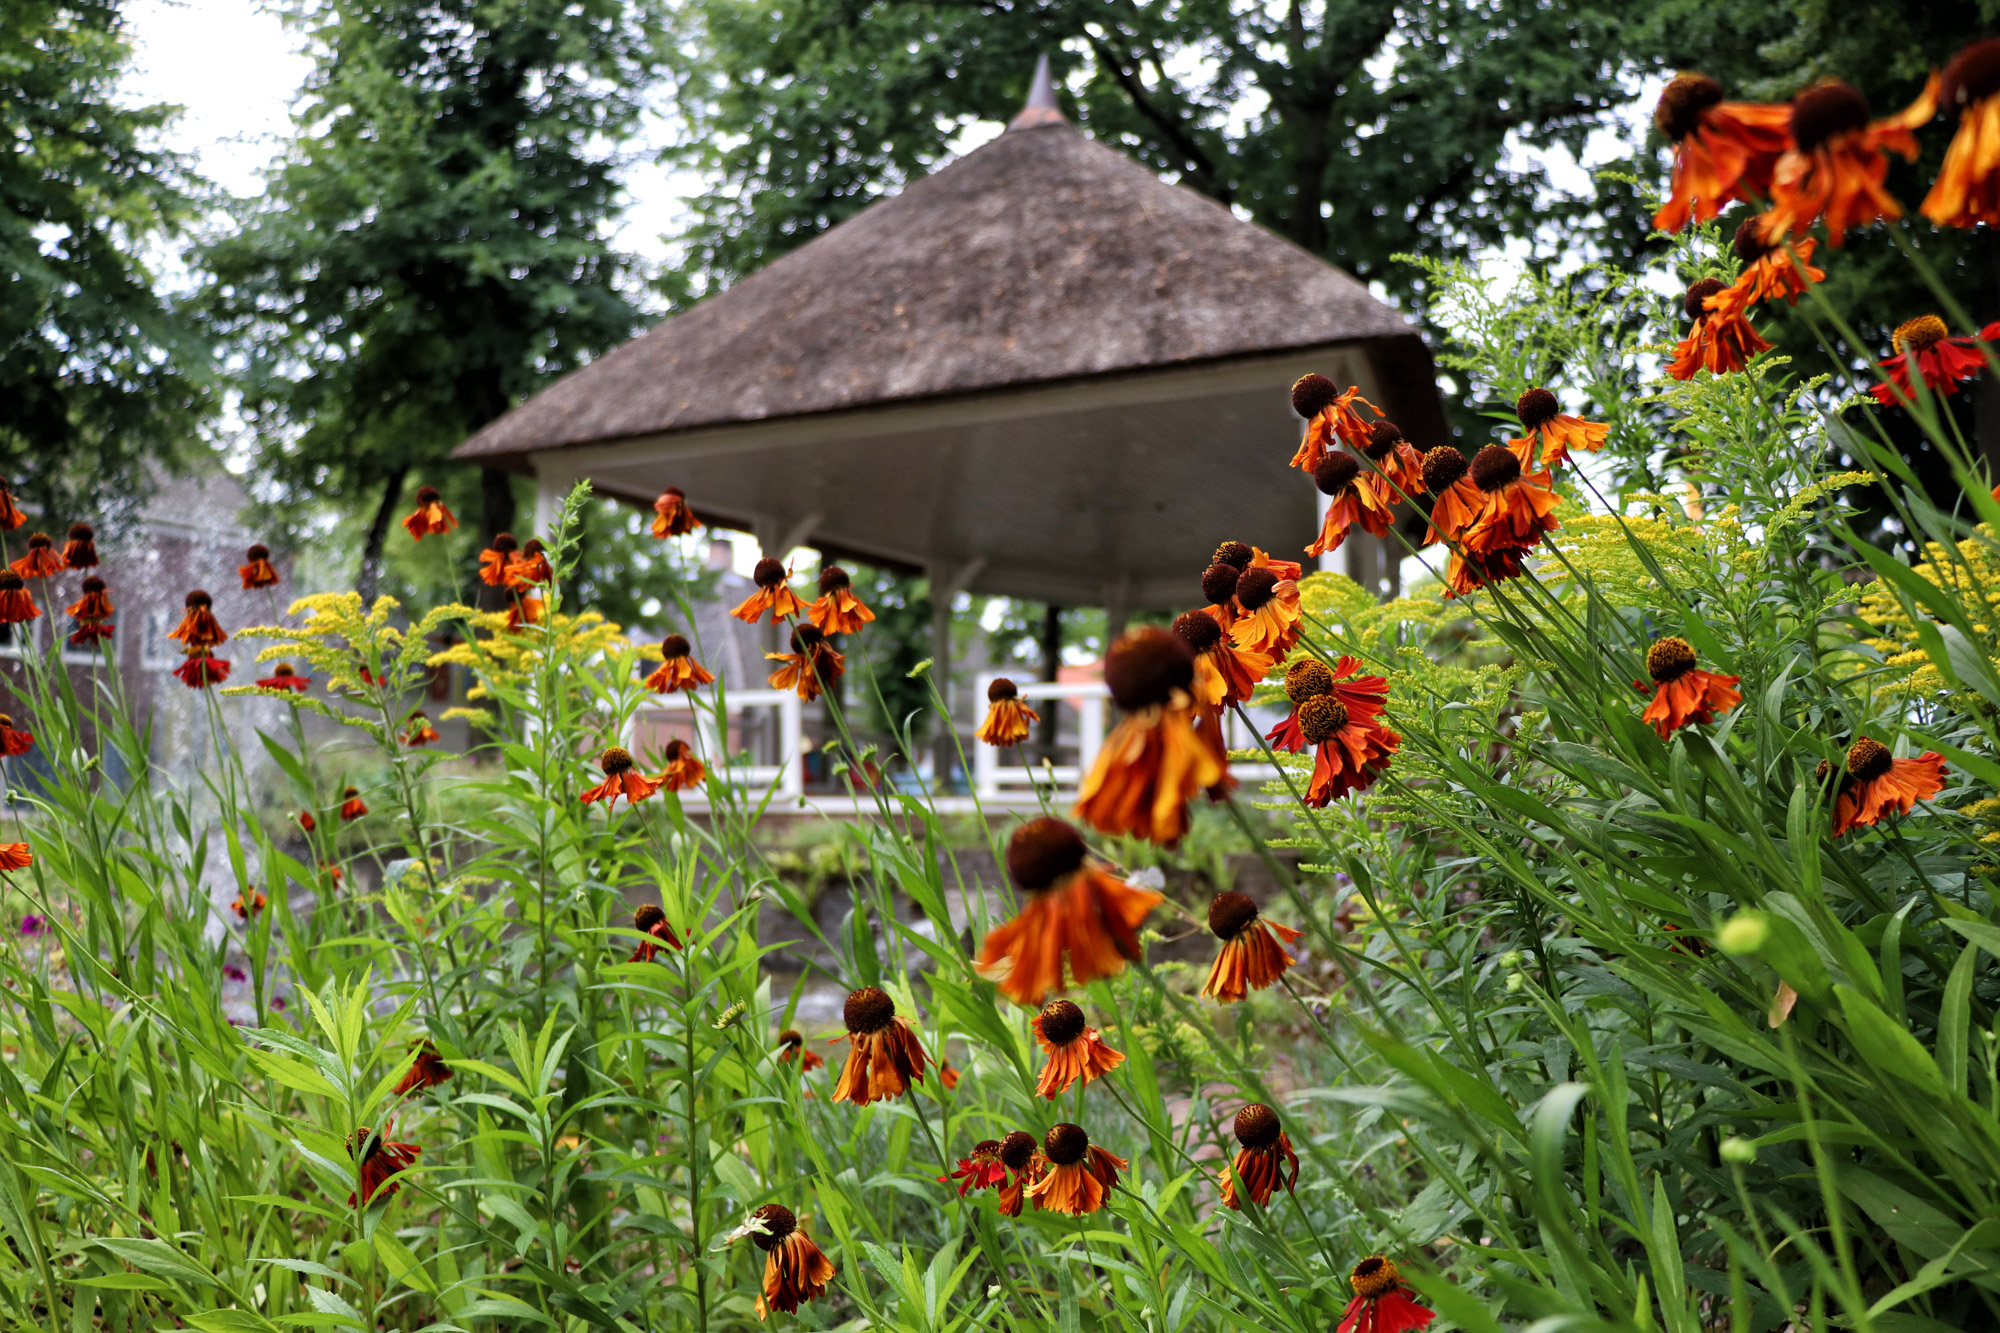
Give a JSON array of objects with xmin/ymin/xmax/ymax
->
[
  {"xmin": 140, "ymin": 609, "xmax": 177, "ymax": 669},
  {"xmin": 0, "ymin": 617, "xmax": 40, "ymax": 658}
]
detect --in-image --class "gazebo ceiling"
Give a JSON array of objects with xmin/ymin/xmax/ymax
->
[{"xmin": 456, "ymin": 94, "xmax": 1445, "ymax": 609}]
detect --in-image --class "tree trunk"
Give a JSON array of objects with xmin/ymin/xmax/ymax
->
[
  {"xmin": 356, "ymin": 467, "xmax": 409, "ymax": 604},
  {"xmin": 478, "ymin": 466, "xmax": 517, "ymax": 611}
]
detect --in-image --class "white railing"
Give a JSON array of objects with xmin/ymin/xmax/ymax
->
[{"xmin": 628, "ymin": 687, "xmax": 804, "ymax": 800}]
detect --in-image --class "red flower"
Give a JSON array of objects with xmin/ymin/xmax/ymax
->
[
  {"xmin": 504, "ymin": 539, "xmax": 553, "ymax": 589},
  {"xmin": 580, "ymin": 747, "xmax": 662, "ymax": 809},
  {"xmin": 10, "ymin": 533, "xmax": 62, "ymax": 579},
  {"xmin": 257, "ymin": 663, "xmax": 311, "ymax": 692},
  {"xmin": 1507, "ymin": 388, "xmax": 1608, "ymax": 471},
  {"xmin": 1670, "ymin": 278, "xmax": 1772, "ymax": 380},
  {"xmin": 1868, "ymin": 315, "xmax": 1997, "ymax": 407},
  {"xmin": 776, "ymin": 1029, "xmax": 824, "ymax": 1071},
  {"xmin": 298, "ymin": 811, "xmax": 316, "ymax": 832},
  {"xmin": 1462, "ymin": 445, "xmax": 1560, "ymax": 557},
  {"xmin": 1023, "ymin": 1123, "xmax": 1126, "ymax": 1216},
  {"xmin": 60, "ymin": 523, "xmax": 97, "ymax": 570},
  {"xmin": 830, "ymin": 986, "xmax": 930, "ymax": 1106},
  {"xmin": 392, "ymin": 1041, "xmax": 453, "ymax": 1095},
  {"xmin": 339, "ymin": 787, "xmax": 369, "ymax": 821},
  {"xmin": 477, "ymin": 533, "xmax": 518, "ymax": 587},
  {"xmin": 174, "ymin": 651, "xmax": 231, "ymax": 689},
  {"xmin": 748, "ymin": 1205, "xmax": 835, "ymax": 1315},
  {"xmin": 0, "ymin": 479, "xmax": 23, "ymax": 532},
  {"xmin": 0, "ymin": 715, "xmax": 33, "ymax": 758},
  {"xmin": 1306, "ymin": 452, "xmax": 1395, "ymax": 559},
  {"xmin": 1338, "ymin": 1256, "xmax": 1434, "ymax": 1333},
  {"xmin": 996, "ymin": 1131, "xmax": 1046, "ymax": 1217},
  {"xmin": 651, "ymin": 486, "xmax": 699, "ymax": 538},
  {"xmin": 231, "ymin": 889, "xmax": 267, "ymax": 921},
  {"xmin": 1201, "ymin": 892, "xmax": 1304, "ymax": 1003},
  {"xmin": 1418, "ymin": 447, "xmax": 1483, "ymax": 548},
  {"xmin": 659, "ymin": 738, "xmax": 706, "ymax": 791},
  {"xmin": 1757, "ymin": 77, "xmax": 1939, "ymax": 247},
  {"xmin": 1356, "ymin": 420, "xmax": 1427, "ymax": 507},
  {"xmin": 627, "ymin": 903, "xmax": 682, "ymax": 961},
  {"xmin": 401, "ymin": 486, "xmax": 457, "ymax": 540},
  {"xmin": 1652, "ymin": 73, "xmax": 1792, "ymax": 233},
  {"xmin": 0, "ymin": 842, "xmax": 31, "ymax": 871},
  {"xmin": 939, "ymin": 1140, "xmax": 1008, "ymax": 1196},
  {"xmin": 349, "ymin": 1123, "xmax": 421, "ymax": 1205},
  {"xmin": 240, "ymin": 543, "xmax": 280, "ymax": 589},
  {"xmin": 403, "ymin": 713, "xmax": 440, "ymax": 746},
  {"xmin": 68, "ymin": 622, "xmax": 114, "ymax": 648},
  {"xmin": 168, "ymin": 590, "xmax": 227, "ymax": 650},
  {"xmin": 1219, "ymin": 1104, "xmax": 1300, "ymax": 1210},
  {"xmin": 1639, "ymin": 637, "xmax": 1742, "ymax": 738},
  {"xmin": 766, "ymin": 624, "xmax": 845, "ymax": 702},
  {"xmin": 1717, "ymin": 225, "xmax": 1825, "ymax": 315},
  {"xmin": 1925, "ymin": 40, "xmax": 2000, "ymax": 228},
  {"xmin": 1830, "ymin": 740, "xmax": 1947, "ymax": 838},
  {"xmin": 977, "ymin": 818, "xmax": 1163, "ymax": 1005}
]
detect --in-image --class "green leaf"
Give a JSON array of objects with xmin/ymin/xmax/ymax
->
[
  {"xmin": 1835, "ymin": 985, "xmax": 1945, "ymax": 1099},
  {"xmin": 91, "ymin": 1236, "xmax": 218, "ymax": 1289}
]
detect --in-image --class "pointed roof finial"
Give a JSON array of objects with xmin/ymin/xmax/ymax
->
[{"xmin": 1008, "ymin": 55, "xmax": 1066, "ymax": 131}]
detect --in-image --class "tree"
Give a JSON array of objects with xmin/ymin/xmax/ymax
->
[
  {"xmin": 203, "ymin": 0, "xmax": 668, "ymax": 598},
  {"xmin": 0, "ymin": 0, "xmax": 210, "ymax": 520}
]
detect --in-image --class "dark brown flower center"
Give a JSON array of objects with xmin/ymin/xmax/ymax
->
[
  {"xmin": 1846, "ymin": 737, "xmax": 1893, "ymax": 781},
  {"xmin": 1732, "ymin": 218, "xmax": 1775, "ymax": 264},
  {"xmin": 1212, "ymin": 541, "xmax": 1253, "ymax": 570},
  {"xmin": 1284, "ymin": 656, "xmax": 1333, "ymax": 703},
  {"xmin": 1039, "ymin": 999, "xmax": 1086, "ymax": 1045},
  {"xmin": 1233, "ymin": 567, "xmax": 1279, "ymax": 612},
  {"xmin": 634, "ymin": 903, "xmax": 666, "ymax": 932},
  {"xmin": 1104, "ymin": 627, "xmax": 1195, "ymax": 709},
  {"xmin": 988, "ymin": 676, "xmax": 1020, "ymax": 702},
  {"xmin": 778, "ymin": 1028, "xmax": 803, "ymax": 1048},
  {"xmin": 521, "ymin": 539, "xmax": 545, "ymax": 557},
  {"xmin": 415, "ymin": 485, "xmax": 441, "ymax": 505},
  {"xmin": 1646, "ymin": 636, "xmax": 1698, "ymax": 683},
  {"xmin": 1791, "ymin": 81, "xmax": 1870, "ymax": 153},
  {"xmin": 1000, "ymin": 1130, "xmax": 1038, "ymax": 1170},
  {"xmin": 68, "ymin": 522, "xmax": 92, "ymax": 541},
  {"xmin": 1421, "ymin": 446, "xmax": 1468, "ymax": 493},
  {"xmin": 1351, "ymin": 1255, "xmax": 1399, "ymax": 1297},
  {"xmin": 1363, "ymin": 420, "xmax": 1404, "ymax": 459},
  {"xmin": 790, "ymin": 624, "xmax": 827, "ymax": 654},
  {"xmin": 1654, "ymin": 72, "xmax": 1724, "ymax": 142},
  {"xmin": 25, "ymin": 533, "xmax": 49, "ymax": 550},
  {"xmin": 82, "ymin": 576, "xmax": 105, "ymax": 594},
  {"xmin": 489, "ymin": 533, "xmax": 518, "ymax": 554},
  {"xmin": 1685, "ymin": 278, "xmax": 1727, "ymax": 322},
  {"xmin": 1894, "ymin": 315, "xmax": 1949, "ymax": 354},
  {"xmin": 1290, "ymin": 373, "xmax": 1339, "ymax": 419},
  {"xmin": 843, "ymin": 986, "xmax": 895, "ymax": 1034},
  {"xmin": 343, "ymin": 786, "xmax": 359, "ymax": 798},
  {"xmin": 1234, "ymin": 1103, "xmax": 1280, "ymax": 1149},
  {"xmin": 1208, "ymin": 890, "xmax": 1260, "ymax": 940},
  {"xmin": 752, "ymin": 1203, "xmax": 796, "ymax": 1249},
  {"xmin": 1516, "ymin": 387, "xmax": 1560, "ymax": 430},
  {"xmin": 664, "ymin": 738, "xmax": 693, "ymax": 762},
  {"xmin": 1469, "ymin": 445, "xmax": 1522, "ymax": 493},
  {"xmin": 0, "ymin": 573, "xmax": 23, "ymax": 592},
  {"xmin": 272, "ymin": 663, "xmax": 294, "ymax": 676},
  {"xmin": 1944, "ymin": 39, "xmax": 2000, "ymax": 113},
  {"xmin": 971, "ymin": 1139, "xmax": 1002, "ymax": 1161},
  {"xmin": 185, "ymin": 590, "xmax": 212, "ymax": 609},
  {"xmin": 600, "ymin": 747, "xmax": 634, "ymax": 774},
  {"xmin": 1313, "ymin": 452, "xmax": 1362, "ymax": 497},
  {"xmin": 247, "ymin": 541, "xmax": 271, "ymax": 561},
  {"xmin": 662, "ymin": 633, "xmax": 691, "ymax": 659},
  {"xmin": 1044, "ymin": 1122, "xmax": 1089, "ymax": 1166},
  {"xmin": 819, "ymin": 565, "xmax": 850, "ymax": 594},
  {"xmin": 1200, "ymin": 561, "xmax": 1240, "ymax": 605},
  {"xmin": 753, "ymin": 557, "xmax": 786, "ymax": 588},
  {"xmin": 1007, "ymin": 817, "xmax": 1089, "ymax": 890},
  {"xmin": 1298, "ymin": 695, "xmax": 1350, "ymax": 745}
]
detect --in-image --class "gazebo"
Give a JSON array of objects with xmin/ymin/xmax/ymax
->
[{"xmin": 455, "ymin": 62, "xmax": 1445, "ymax": 751}]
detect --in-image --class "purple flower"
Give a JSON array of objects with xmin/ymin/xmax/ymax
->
[
  {"xmin": 224, "ymin": 965, "xmax": 247, "ymax": 982},
  {"xmin": 272, "ymin": 996, "xmax": 287, "ymax": 1011},
  {"xmin": 18, "ymin": 914, "xmax": 44, "ymax": 936}
]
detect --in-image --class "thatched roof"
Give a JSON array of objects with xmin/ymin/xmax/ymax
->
[{"xmin": 456, "ymin": 118, "xmax": 1443, "ymax": 463}]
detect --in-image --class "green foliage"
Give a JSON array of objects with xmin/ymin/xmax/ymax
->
[{"xmin": 0, "ymin": 0, "xmax": 211, "ymax": 516}]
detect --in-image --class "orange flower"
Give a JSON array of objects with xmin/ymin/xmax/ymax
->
[
  {"xmin": 298, "ymin": 810, "xmax": 316, "ymax": 832},
  {"xmin": 68, "ymin": 620, "xmax": 114, "ymax": 648},
  {"xmin": 1639, "ymin": 637, "xmax": 1742, "ymax": 738},
  {"xmin": 830, "ymin": 986, "xmax": 929, "ymax": 1105},
  {"xmin": 1032, "ymin": 999, "xmax": 1125, "ymax": 1098},
  {"xmin": 996, "ymin": 1130, "xmax": 1047, "ymax": 1217},
  {"xmin": 1669, "ymin": 278, "xmax": 1772, "ymax": 380},
  {"xmin": 731, "ymin": 557, "xmax": 809, "ymax": 625},
  {"xmin": 939, "ymin": 1060, "xmax": 962, "ymax": 1090},
  {"xmin": 174, "ymin": 649, "xmax": 231, "ymax": 689},
  {"xmin": 976, "ymin": 676, "xmax": 1041, "ymax": 746},
  {"xmin": 1356, "ymin": 420, "xmax": 1427, "ymax": 506},
  {"xmin": 1463, "ymin": 446, "xmax": 1560, "ymax": 556},
  {"xmin": 1718, "ymin": 224, "xmax": 1825, "ymax": 313},
  {"xmin": 349, "ymin": 1123, "xmax": 421, "ymax": 1206},
  {"xmin": 1868, "ymin": 315, "xmax": 1998, "ymax": 407},
  {"xmin": 940, "ymin": 1140, "xmax": 1008, "ymax": 1196},
  {"xmin": 504, "ymin": 538, "xmax": 553, "ymax": 589},
  {"xmin": 1306, "ymin": 453, "xmax": 1395, "ymax": 559},
  {"xmin": 1263, "ymin": 655, "xmax": 1390, "ymax": 752},
  {"xmin": 507, "ymin": 595, "xmax": 544, "ymax": 629},
  {"xmin": 1174, "ymin": 609, "xmax": 1271, "ymax": 716},
  {"xmin": 776, "ymin": 1028, "xmax": 825, "ymax": 1072},
  {"xmin": 807, "ymin": 566, "xmax": 875, "ymax": 635},
  {"xmin": 339, "ymin": 787, "xmax": 369, "ymax": 821},
  {"xmin": 580, "ymin": 746, "xmax": 663, "ymax": 809},
  {"xmin": 1758, "ymin": 76, "xmax": 1939, "ymax": 247},
  {"xmin": 0, "ymin": 478, "xmax": 23, "ymax": 531},
  {"xmin": 403, "ymin": 712, "xmax": 440, "ymax": 746},
  {"xmin": 1219, "ymin": 1104, "xmax": 1300, "ymax": 1210},
  {"xmin": 1418, "ymin": 447, "xmax": 1483, "ymax": 547},
  {"xmin": 651, "ymin": 486, "xmax": 699, "ymax": 538},
  {"xmin": 240, "ymin": 542, "xmax": 280, "ymax": 589},
  {"xmin": 1507, "ymin": 388, "xmax": 1608, "ymax": 471},
  {"xmin": 1290, "ymin": 375, "xmax": 1381, "ymax": 472},
  {"xmin": 1074, "ymin": 629, "xmax": 1226, "ymax": 843},
  {"xmin": 231, "ymin": 889, "xmax": 267, "ymax": 921},
  {"xmin": 257, "ymin": 662, "xmax": 309, "ymax": 692},
  {"xmin": 659, "ymin": 738, "xmax": 707, "ymax": 791},
  {"xmin": 627, "ymin": 903, "xmax": 682, "ymax": 961},
  {"xmin": 645, "ymin": 633, "xmax": 716, "ymax": 693},
  {"xmin": 0, "ymin": 842, "xmax": 30, "ymax": 871},
  {"xmin": 1299, "ymin": 689, "xmax": 1400, "ymax": 809},
  {"xmin": 748, "ymin": 1205, "xmax": 835, "ymax": 1315},
  {"xmin": 1198, "ymin": 560, "xmax": 1242, "ymax": 628},
  {"xmin": 393, "ymin": 1040, "xmax": 453, "ymax": 1095},
  {"xmin": 168, "ymin": 590, "xmax": 228, "ymax": 650},
  {"xmin": 1024, "ymin": 1123, "xmax": 1126, "ymax": 1216},
  {"xmin": 1652, "ymin": 73, "xmax": 1792, "ymax": 232},
  {"xmin": 766, "ymin": 624, "xmax": 845, "ymax": 702},
  {"xmin": 0, "ymin": 715, "xmax": 32, "ymax": 759},
  {"xmin": 1201, "ymin": 891, "xmax": 1303, "ymax": 1002},
  {"xmin": 477, "ymin": 533, "xmax": 519, "ymax": 587},
  {"xmin": 1925, "ymin": 40, "xmax": 2000, "ymax": 227},
  {"xmin": 1226, "ymin": 567, "xmax": 1302, "ymax": 659},
  {"xmin": 1338, "ymin": 1256, "xmax": 1435, "ymax": 1333},
  {"xmin": 976, "ymin": 818, "xmax": 1163, "ymax": 1005},
  {"xmin": 60, "ymin": 523, "xmax": 97, "ymax": 570},
  {"xmin": 401, "ymin": 485, "xmax": 458, "ymax": 540},
  {"xmin": 66, "ymin": 575, "xmax": 111, "ymax": 622},
  {"xmin": 9, "ymin": 533, "xmax": 62, "ymax": 579},
  {"xmin": 1831, "ymin": 739, "xmax": 1947, "ymax": 837}
]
